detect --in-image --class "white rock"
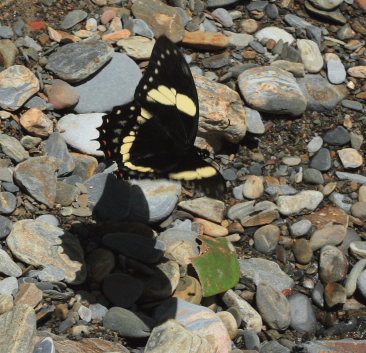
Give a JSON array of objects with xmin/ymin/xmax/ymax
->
[
  {"xmin": 255, "ymin": 26, "xmax": 295, "ymax": 44},
  {"xmin": 297, "ymin": 39, "xmax": 323, "ymax": 73},
  {"xmin": 56, "ymin": 113, "xmax": 104, "ymax": 156}
]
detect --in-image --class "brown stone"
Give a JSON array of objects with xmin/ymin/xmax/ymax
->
[
  {"xmin": 348, "ymin": 66, "xmax": 366, "ymax": 78},
  {"xmin": 14, "ymin": 283, "xmax": 42, "ymax": 308},
  {"xmin": 102, "ymin": 29, "xmax": 131, "ymax": 42},
  {"xmin": 173, "ymin": 275, "xmax": 202, "ymax": 304},
  {"xmin": 194, "ymin": 217, "xmax": 228, "ymax": 237},
  {"xmin": 20, "ymin": 108, "xmax": 53, "ymax": 137},
  {"xmin": 242, "ymin": 49, "xmax": 257, "ymax": 59},
  {"xmin": 0, "ymin": 39, "xmax": 18, "ymax": 68},
  {"xmin": 182, "ymin": 31, "xmax": 229, "ymax": 50},
  {"xmin": 304, "ymin": 205, "xmax": 349, "ymax": 229},
  {"xmin": 47, "ymin": 26, "xmax": 63, "ymax": 42},
  {"xmin": 45, "ymin": 80, "xmax": 80, "ymax": 110},
  {"xmin": 101, "ymin": 9, "xmax": 117, "ymax": 24},
  {"xmin": 132, "ymin": 0, "xmax": 184, "ymax": 43},
  {"xmin": 324, "ymin": 282, "xmax": 347, "ymax": 307}
]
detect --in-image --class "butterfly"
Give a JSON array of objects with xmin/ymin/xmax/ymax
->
[{"xmin": 97, "ymin": 35, "xmax": 225, "ymax": 193}]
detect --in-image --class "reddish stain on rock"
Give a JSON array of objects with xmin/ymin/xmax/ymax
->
[{"xmin": 29, "ymin": 21, "xmax": 47, "ymax": 31}]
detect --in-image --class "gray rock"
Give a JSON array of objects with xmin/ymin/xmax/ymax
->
[
  {"xmin": 277, "ymin": 190, "xmax": 323, "ymax": 216},
  {"xmin": 207, "ymin": 0, "xmax": 240, "ymax": 7},
  {"xmin": 46, "ymin": 39, "xmax": 114, "ymax": 82},
  {"xmin": 0, "ymin": 134, "xmax": 29, "ymax": 163},
  {"xmin": 90, "ymin": 303, "xmax": 108, "ymax": 320},
  {"xmin": 60, "ymin": 10, "xmax": 88, "ymax": 29},
  {"xmin": 265, "ymin": 184, "xmax": 298, "ymax": 196},
  {"xmin": 239, "ymin": 257, "xmax": 294, "ymax": 291},
  {"xmin": 247, "ymin": 0, "xmax": 269, "ymax": 11},
  {"xmin": 0, "ymin": 192, "xmax": 16, "ymax": 214},
  {"xmin": 224, "ymin": 31, "xmax": 253, "ymax": 48},
  {"xmin": 342, "ymin": 99, "xmax": 364, "ymax": 112},
  {"xmin": 33, "ymin": 337, "xmax": 55, "ymax": 353},
  {"xmin": 290, "ymin": 219, "xmax": 312, "ymax": 237},
  {"xmin": 323, "ymin": 126, "xmax": 350, "ymax": 145},
  {"xmin": 255, "ymin": 26, "xmax": 295, "ymax": 44},
  {"xmin": 312, "ymin": 282, "xmax": 325, "ymax": 307},
  {"xmin": 309, "ymin": 148, "xmax": 331, "ymax": 171},
  {"xmin": 36, "ymin": 214, "xmax": 60, "ymax": 227},
  {"xmin": 357, "ymin": 269, "xmax": 366, "ymax": 298},
  {"xmin": 238, "ymin": 66, "xmax": 307, "ymax": 117},
  {"xmin": 284, "ymin": 14, "xmax": 323, "ymax": 45},
  {"xmin": 102, "ymin": 273, "xmax": 144, "ymax": 308},
  {"xmin": 266, "ymin": 3, "xmax": 279, "ymax": 19},
  {"xmin": 6, "ymin": 219, "xmax": 86, "ymax": 284},
  {"xmin": 211, "ymin": 8, "xmax": 233, "ymax": 27},
  {"xmin": 297, "ymin": 39, "xmax": 323, "ymax": 73},
  {"xmin": 0, "ymin": 248, "xmax": 22, "ymax": 277},
  {"xmin": 0, "ymin": 215, "xmax": 13, "ymax": 239},
  {"xmin": 327, "ymin": 60, "xmax": 346, "ymax": 84},
  {"xmin": 304, "ymin": 1, "xmax": 347, "ymax": 24},
  {"xmin": 256, "ymin": 282, "xmax": 291, "ymax": 330},
  {"xmin": 336, "ymin": 171, "xmax": 366, "ymax": 184},
  {"xmin": 0, "ymin": 65, "xmax": 39, "ymax": 111},
  {"xmin": 308, "ymin": 0, "xmax": 343, "ymax": 10},
  {"xmin": 303, "ymin": 168, "xmax": 324, "ymax": 184},
  {"xmin": 104, "ymin": 307, "xmax": 153, "ymax": 338},
  {"xmin": 270, "ymin": 60, "xmax": 305, "ymax": 77},
  {"xmin": 15, "ymin": 36, "xmax": 42, "ymax": 51},
  {"xmin": 307, "ymin": 136, "xmax": 323, "ymax": 153},
  {"xmin": 329, "ymin": 192, "xmax": 353, "ymax": 213},
  {"xmin": 38, "ymin": 265, "xmax": 66, "ymax": 282},
  {"xmin": 74, "ymin": 53, "xmax": 142, "ymax": 113},
  {"xmin": 345, "ymin": 259, "xmax": 366, "ymax": 297},
  {"xmin": 0, "ymin": 26, "xmax": 14, "ymax": 39},
  {"xmin": 288, "ymin": 294, "xmax": 316, "ymax": 333},
  {"xmin": 249, "ymin": 40, "xmax": 265, "ymax": 54},
  {"xmin": 244, "ymin": 107, "xmax": 264, "ymax": 134},
  {"xmin": 14, "ymin": 156, "xmax": 61, "ymax": 208},
  {"xmin": 45, "ymin": 133, "xmax": 75, "ymax": 177},
  {"xmin": 132, "ymin": 19, "xmax": 155, "ymax": 38},
  {"xmin": 297, "ymin": 74, "xmax": 347, "ymax": 111},
  {"xmin": 261, "ymin": 341, "xmax": 290, "ymax": 353},
  {"xmin": 0, "ymin": 276, "xmax": 18, "ymax": 296}
]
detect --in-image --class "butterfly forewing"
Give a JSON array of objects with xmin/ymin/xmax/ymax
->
[{"xmin": 135, "ymin": 36, "xmax": 199, "ymax": 145}]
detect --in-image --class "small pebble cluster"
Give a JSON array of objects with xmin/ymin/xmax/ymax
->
[{"xmin": 0, "ymin": 0, "xmax": 366, "ymax": 352}]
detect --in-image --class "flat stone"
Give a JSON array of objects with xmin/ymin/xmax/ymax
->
[
  {"xmin": 0, "ymin": 65, "xmax": 39, "ymax": 111},
  {"xmin": 297, "ymin": 74, "xmax": 347, "ymax": 112},
  {"xmin": 308, "ymin": 0, "xmax": 343, "ymax": 10},
  {"xmin": 238, "ymin": 66, "xmax": 306, "ymax": 117},
  {"xmin": 338, "ymin": 148, "xmax": 363, "ymax": 168},
  {"xmin": 46, "ymin": 39, "xmax": 114, "ymax": 82},
  {"xmin": 277, "ymin": 190, "xmax": 323, "ymax": 216},
  {"xmin": 60, "ymin": 10, "xmax": 87, "ymax": 29},
  {"xmin": 327, "ymin": 59, "xmax": 347, "ymax": 84},
  {"xmin": 14, "ymin": 156, "xmax": 61, "ymax": 207},
  {"xmin": 74, "ymin": 53, "xmax": 141, "ymax": 113},
  {"xmin": 271, "ymin": 60, "xmax": 305, "ymax": 77},
  {"xmin": 309, "ymin": 223, "xmax": 347, "ymax": 250},
  {"xmin": 310, "ymin": 148, "xmax": 331, "ymax": 171},
  {"xmin": 0, "ymin": 134, "xmax": 29, "ymax": 163},
  {"xmin": 6, "ymin": 219, "xmax": 86, "ymax": 284},
  {"xmin": 182, "ymin": 31, "xmax": 229, "ymax": 50},
  {"xmin": 0, "ymin": 304, "xmax": 36, "ymax": 353},
  {"xmin": 131, "ymin": 0, "xmax": 185, "ymax": 43},
  {"xmin": 320, "ymin": 245, "xmax": 348, "ymax": 283},
  {"xmin": 323, "ymin": 126, "xmax": 350, "ymax": 145},
  {"xmin": 20, "ymin": 108, "xmax": 53, "ymax": 137},
  {"xmin": 304, "ymin": 1, "xmax": 347, "ymax": 24},
  {"xmin": 0, "ymin": 39, "xmax": 18, "ymax": 68},
  {"xmin": 255, "ymin": 26, "xmax": 295, "ymax": 44},
  {"xmin": 297, "ymin": 39, "xmax": 323, "ymax": 73},
  {"xmin": 45, "ymin": 79, "xmax": 80, "ymax": 110}
]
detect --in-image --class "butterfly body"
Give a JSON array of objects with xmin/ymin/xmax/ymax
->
[{"xmin": 97, "ymin": 36, "xmax": 224, "ymax": 191}]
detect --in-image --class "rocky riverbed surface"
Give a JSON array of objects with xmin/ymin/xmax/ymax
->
[{"xmin": 0, "ymin": 0, "xmax": 366, "ymax": 352}]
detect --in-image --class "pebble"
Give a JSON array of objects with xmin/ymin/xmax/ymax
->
[
  {"xmin": 297, "ymin": 39, "xmax": 324, "ymax": 73},
  {"xmin": 20, "ymin": 108, "xmax": 53, "ymax": 137},
  {"xmin": 0, "ymin": 39, "xmax": 18, "ymax": 68},
  {"xmin": 308, "ymin": 0, "xmax": 344, "ymax": 10},
  {"xmin": 310, "ymin": 148, "xmax": 331, "ymax": 171},
  {"xmin": 288, "ymin": 293, "xmax": 316, "ymax": 333},
  {"xmin": 277, "ymin": 190, "xmax": 323, "ymax": 216},
  {"xmin": 307, "ymin": 136, "xmax": 323, "ymax": 153},
  {"xmin": 0, "ymin": 65, "xmax": 39, "ymax": 111},
  {"xmin": 310, "ymin": 224, "xmax": 347, "ymax": 250},
  {"xmin": 253, "ymin": 224, "xmax": 280, "ymax": 254},
  {"xmin": 323, "ymin": 126, "xmax": 351, "ymax": 145},
  {"xmin": 60, "ymin": 10, "xmax": 88, "ymax": 30},
  {"xmin": 326, "ymin": 60, "xmax": 347, "ymax": 84},
  {"xmin": 45, "ymin": 80, "xmax": 80, "ymax": 110},
  {"xmin": 255, "ymin": 26, "xmax": 295, "ymax": 44},
  {"xmin": 242, "ymin": 175, "xmax": 264, "ymax": 199},
  {"xmin": 46, "ymin": 40, "xmax": 114, "ymax": 82},
  {"xmin": 212, "ymin": 8, "xmax": 234, "ymax": 27},
  {"xmin": 0, "ymin": 215, "xmax": 13, "ymax": 239},
  {"xmin": 320, "ymin": 245, "xmax": 348, "ymax": 283},
  {"xmin": 337, "ymin": 148, "xmax": 363, "ymax": 168}
]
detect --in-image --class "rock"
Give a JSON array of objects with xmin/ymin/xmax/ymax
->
[
  {"xmin": 304, "ymin": 1, "xmax": 347, "ymax": 24},
  {"xmin": 212, "ymin": 8, "xmax": 234, "ymax": 27},
  {"xmin": 0, "ymin": 192, "xmax": 16, "ymax": 214},
  {"xmin": 238, "ymin": 66, "xmax": 307, "ymax": 117},
  {"xmin": 178, "ymin": 197, "xmax": 225, "ymax": 223},
  {"xmin": 297, "ymin": 39, "xmax": 323, "ymax": 73},
  {"xmin": 244, "ymin": 107, "xmax": 265, "ymax": 134},
  {"xmin": 0, "ymin": 134, "xmax": 29, "ymax": 162},
  {"xmin": 0, "ymin": 65, "xmax": 39, "ymax": 111},
  {"xmin": 297, "ymin": 74, "xmax": 347, "ymax": 112},
  {"xmin": 270, "ymin": 60, "xmax": 305, "ymax": 77},
  {"xmin": 216, "ymin": 311, "xmax": 238, "ymax": 340},
  {"xmin": 6, "ymin": 220, "xmax": 86, "ymax": 284},
  {"xmin": 253, "ymin": 224, "xmax": 280, "ymax": 254},
  {"xmin": 323, "ymin": 126, "xmax": 350, "ymax": 145},
  {"xmin": 57, "ymin": 113, "xmax": 104, "ymax": 156},
  {"xmin": 0, "ymin": 39, "xmax": 18, "ymax": 68},
  {"xmin": 240, "ymin": 257, "xmax": 294, "ymax": 291},
  {"xmin": 74, "ymin": 53, "xmax": 141, "ymax": 113},
  {"xmin": 194, "ymin": 75, "xmax": 247, "ymax": 145},
  {"xmin": 60, "ymin": 10, "xmax": 87, "ymax": 29},
  {"xmin": 255, "ymin": 26, "xmax": 295, "ymax": 44},
  {"xmin": 20, "ymin": 108, "xmax": 53, "ymax": 137},
  {"xmin": 131, "ymin": 0, "xmax": 185, "ymax": 43},
  {"xmin": 310, "ymin": 224, "xmax": 347, "ymax": 250},
  {"xmin": 288, "ymin": 293, "xmax": 316, "ymax": 333},
  {"xmin": 46, "ymin": 39, "xmax": 114, "ymax": 82},
  {"xmin": 324, "ymin": 282, "xmax": 347, "ymax": 307},
  {"xmin": 292, "ymin": 239, "xmax": 313, "ymax": 264},
  {"xmin": 182, "ymin": 31, "xmax": 229, "ymax": 50},
  {"xmin": 310, "ymin": 148, "xmax": 331, "ymax": 171},
  {"xmin": 337, "ymin": 148, "xmax": 363, "ymax": 168},
  {"xmin": 277, "ymin": 190, "xmax": 323, "ymax": 216},
  {"xmin": 14, "ymin": 156, "xmax": 60, "ymax": 207},
  {"xmin": 101, "ymin": 29, "xmax": 131, "ymax": 43},
  {"xmin": 145, "ymin": 320, "xmax": 215, "ymax": 353},
  {"xmin": 0, "ymin": 248, "xmax": 22, "ymax": 277},
  {"xmin": 0, "ymin": 304, "xmax": 36, "ymax": 353},
  {"xmin": 0, "ymin": 215, "xmax": 13, "ymax": 239},
  {"xmin": 45, "ymin": 80, "xmax": 80, "ymax": 110},
  {"xmin": 326, "ymin": 57, "xmax": 347, "ymax": 84},
  {"xmin": 320, "ymin": 245, "xmax": 348, "ymax": 283},
  {"xmin": 221, "ymin": 290, "xmax": 263, "ymax": 333},
  {"xmin": 242, "ymin": 175, "xmax": 264, "ymax": 199},
  {"xmin": 224, "ymin": 31, "xmax": 253, "ymax": 48},
  {"xmin": 347, "ymin": 66, "xmax": 366, "ymax": 78},
  {"xmin": 256, "ymin": 283, "xmax": 291, "ymax": 330},
  {"xmin": 154, "ymin": 298, "xmax": 231, "ymax": 353},
  {"xmin": 117, "ymin": 36, "xmax": 155, "ymax": 60},
  {"xmin": 103, "ymin": 307, "xmax": 153, "ymax": 338},
  {"xmin": 345, "ymin": 259, "xmax": 366, "ymax": 297},
  {"xmin": 173, "ymin": 275, "xmax": 202, "ymax": 304},
  {"xmin": 308, "ymin": 0, "xmax": 343, "ymax": 10}
]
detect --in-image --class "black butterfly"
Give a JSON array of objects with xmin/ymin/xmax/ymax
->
[{"xmin": 97, "ymin": 36, "xmax": 224, "ymax": 193}]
